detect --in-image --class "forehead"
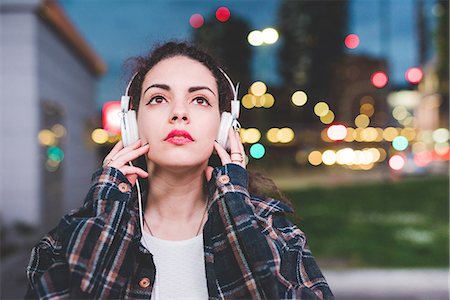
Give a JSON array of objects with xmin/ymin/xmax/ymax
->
[{"xmin": 143, "ymin": 56, "xmax": 217, "ymax": 90}]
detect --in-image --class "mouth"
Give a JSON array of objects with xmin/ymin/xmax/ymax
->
[{"xmin": 164, "ymin": 129, "xmax": 194, "ymax": 145}]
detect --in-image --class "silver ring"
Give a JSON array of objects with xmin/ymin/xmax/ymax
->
[
  {"xmin": 230, "ymin": 152, "xmax": 243, "ymax": 160},
  {"xmin": 231, "ymin": 159, "xmax": 244, "ymax": 163},
  {"xmin": 103, "ymin": 158, "xmax": 114, "ymax": 167}
]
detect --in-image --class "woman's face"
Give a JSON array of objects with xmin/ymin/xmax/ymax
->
[{"xmin": 137, "ymin": 56, "xmax": 221, "ymax": 170}]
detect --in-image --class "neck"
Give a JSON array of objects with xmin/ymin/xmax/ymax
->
[{"xmin": 144, "ymin": 162, "xmax": 209, "ymax": 239}]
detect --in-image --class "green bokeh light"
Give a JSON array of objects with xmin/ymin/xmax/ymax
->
[
  {"xmin": 47, "ymin": 146, "xmax": 64, "ymax": 162},
  {"xmin": 250, "ymin": 143, "xmax": 265, "ymax": 159},
  {"xmin": 392, "ymin": 136, "xmax": 408, "ymax": 151}
]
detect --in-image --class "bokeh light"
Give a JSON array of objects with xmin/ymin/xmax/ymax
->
[
  {"xmin": 215, "ymin": 7, "xmax": 230, "ymax": 22},
  {"xmin": 262, "ymin": 27, "xmax": 279, "ymax": 44},
  {"xmin": 392, "ymin": 136, "xmax": 409, "ymax": 151},
  {"xmin": 249, "ymin": 81, "xmax": 267, "ymax": 96},
  {"xmin": 249, "ymin": 143, "xmax": 265, "ymax": 159},
  {"xmin": 400, "ymin": 128, "xmax": 416, "ymax": 141},
  {"xmin": 51, "ymin": 124, "xmax": 66, "ymax": 138},
  {"xmin": 242, "ymin": 94, "xmax": 256, "ymax": 109},
  {"xmin": 355, "ymin": 114, "xmax": 370, "ymax": 128},
  {"xmin": 336, "ymin": 148, "xmax": 354, "ymax": 165},
  {"xmin": 322, "ymin": 150, "xmax": 337, "ymax": 165},
  {"xmin": 320, "ymin": 110, "xmax": 335, "ymax": 124},
  {"xmin": 392, "ymin": 106, "xmax": 409, "ymax": 120},
  {"xmin": 360, "ymin": 103, "xmax": 374, "ymax": 117},
  {"xmin": 266, "ymin": 128, "xmax": 279, "ymax": 143},
  {"xmin": 291, "ymin": 91, "xmax": 308, "ymax": 106},
  {"xmin": 389, "ymin": 154, "xmax": 405, "ymax": 170},
  {"xmin": 314, "ymin": 102, "xmax": 329, "ymax": 117},
  {"xmin": 327, "ymin": 124, "xmax": 347, "ymax": 141},
  {"xmin": 248, "ymin": 30, "xmax": 263, "ymax": 46},
  {"xmin": 190, "ymin": 14, "xmax": 204, "ymax": 28},
  {"xmin": 92, "ymin": 128, "xmax": 109, "ymax": 144},
  {"xmin": 242, "ymin": 128, "xmax": 261, "ymax": 144},
  {"xmin": 371, "ymin": 71, "xmax": 388, "ymax": 88},
  {"xmin": 414, "ymin": 151, "xmax": 432, "ymax": 167},
  {"xmin": 277, "ymin": 127, "xmax": 295, "ymax": 143},
  {"xmin": 345, "ymin": 34, "xmax": 360, "ymax": 49},
  {"xmin": 47, "ymin": 146, "xmax": 64, "ymax": 162},
  {"xmin": 38, "ymin": 129, "xmax": 56, "ymax": 146},
  {"xmin": 102, "ymin": 101, "xmax": 121, "ymax": 134},
  {"xmin": 433, "ymin": 128, "xmax": 449, "ymax": 143},
  {"xmin": 405, "ymin": 67, "xmax": 423, "ymax": 84},
  {"xmin": 383, "ymin": 127, "xmax": 399, "ymax": 141},
  {"xmin": 262, "ymin": 93, "xmax": 275, "ymax": 108},
  {"xmin": 308, "ymin": 151, "xmax": 322, "ymax": 166}
]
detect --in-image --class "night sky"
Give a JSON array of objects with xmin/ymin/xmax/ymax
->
[{"xmin": 59, "ymin": 0, "xmax": 439, "ymax": 109}]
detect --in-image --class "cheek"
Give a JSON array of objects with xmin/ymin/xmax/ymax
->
[{"xmin": 136, "ymin": 114, "xmax": 161, "ymax": 142}]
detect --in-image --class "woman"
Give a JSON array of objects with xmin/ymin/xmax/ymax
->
[{"xmin": 26, "ymin": 41, "xmax": 334, "ymax": 299}]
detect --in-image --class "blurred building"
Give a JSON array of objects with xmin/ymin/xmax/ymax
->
[
  {"xmin": 330, "ymin": 54, "xmax": 390, "ymax": 127},
  {"xmin": 0, "ymin": 0, "xmax": 106, "ymax": 230}
]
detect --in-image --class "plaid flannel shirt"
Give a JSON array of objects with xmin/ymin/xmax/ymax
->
[{"xmin": 26, "ymin": 163, "xmax": 334, "ymax": 299}]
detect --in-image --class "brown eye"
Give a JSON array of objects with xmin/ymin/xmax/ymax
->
[
  {"xmin": 193, "ymin": 97, "xmax": 211, "ymax": 107},
  {"xmin": 146, "ymin": 96, "xmax": 167, "ymax": 105}
]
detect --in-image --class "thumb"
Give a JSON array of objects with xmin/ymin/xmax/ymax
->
[{"xmin": 204, "ymin": 166, "xmax": 214, "ymax": 182}]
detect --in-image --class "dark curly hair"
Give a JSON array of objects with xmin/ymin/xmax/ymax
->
[{"xmin": 125, "ymin": 40, "xmax": 293, "ymax": 209}]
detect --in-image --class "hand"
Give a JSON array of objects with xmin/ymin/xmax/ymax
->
[
  {"xmin": 102, "ymin": 139, "xmax": 149, "ymax": 186},
  {"xmin": 205, "ymin": 127, "xmax": 246, "ymax": 181}
]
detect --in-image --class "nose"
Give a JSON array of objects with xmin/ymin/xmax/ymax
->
[{"xmin": 169, "ymin": 102, "xmax": 189, "ymax": 124}]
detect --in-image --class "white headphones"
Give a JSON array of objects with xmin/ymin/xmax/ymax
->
[{"xmin": 119, "ymin": 68, "xmax": 241, "ymax": 151}]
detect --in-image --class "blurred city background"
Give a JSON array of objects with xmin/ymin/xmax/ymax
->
[{"xmin": 1, "ymin": 0, "xmax": 448, "ymax": 298}]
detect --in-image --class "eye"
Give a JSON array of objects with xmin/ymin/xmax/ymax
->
[
  {"xmin": 146, "ymin": 95, "xmax": 167, "ymax": 105},
  {"xmin": 192, "ymin": 96, "xmax": 211, "ymax": 107}
]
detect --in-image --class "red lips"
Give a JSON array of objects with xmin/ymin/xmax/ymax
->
[{"xmin": 164, "ymin": 129, "xmax": 194, "ymax": 141}]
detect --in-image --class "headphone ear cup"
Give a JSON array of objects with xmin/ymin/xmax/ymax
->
[
  {"xmin": 217, "ymin": 112, "xmax": 233, "ymax": 151},
  {"xmin": 121, "ymin": 111, "xmax": 139, "ymax": 147}
]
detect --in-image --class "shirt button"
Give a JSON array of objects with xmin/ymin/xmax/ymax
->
[
  {"xmin": 217, "ymin": 175, "xmax": 230, "ymax": 185},
  {"xmin": 139, "ymin": 277, "xmax": 151, "ymax": 288},
  {"xmin": 118, "ymin": 182, "xmax": 130, "ymax": 193}
]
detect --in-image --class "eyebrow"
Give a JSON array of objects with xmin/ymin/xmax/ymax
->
[{"xmin": 143, "ymin": 83, "xmax": 216, "ymax": 96}]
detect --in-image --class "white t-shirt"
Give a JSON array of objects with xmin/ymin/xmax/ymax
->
[{"xmin": 141, "ymin": 231, "xmax": 209, "ymax": 300}]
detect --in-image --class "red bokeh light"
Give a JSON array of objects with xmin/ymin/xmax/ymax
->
[
  {"xmin": 389, "ymin": 154, "xmax": 405, "ymax": 170},
  {"xmin": 102, "ymin": 101, "xmax": 121, "ymax": 134},
  {"xmin": 405, "ymin": 67, "xmax": 423, "ymax": 84},
  {"xmin": 371, "ymin": 71, "xmax": 388, "ymax": 88},
  {"xmin": 190, "ymin": 14, "xmax": 204, "ymax": 28},
  {"xmin": 345, "ymin": 34, "xmax": 360, "ymax": 49},
  {"xmin": 414, "ymin": 151, "xmax": 432, "ymax": 167},
  {"xmin": 216, "ymin": 7, "xmax": 230, "ymax": 22}
]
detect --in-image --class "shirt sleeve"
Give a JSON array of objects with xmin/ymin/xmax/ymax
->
[
  {"xmin": 271, "ymin": 213, "xmax": 334, "ymax": 299},
  {"xmin": 25, "ymin": 166, "xmax": 137, "ymax": 299}
]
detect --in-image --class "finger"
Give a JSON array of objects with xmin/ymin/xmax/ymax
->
[
  {"xmin": 228, "ymin": 129, "xmax": 245, "ymax": 167},
  {"xmin": 119, "ymin": 165, "xmax": 149, "ymax": 178},
  {"xmin": 126, "ymin": 174, "xmax": 138, "ymax": 186},
  {"xmin": 103, "ymin": 140, "xmax": 124, "ymax": 162},
  {"xmin": 112, "ymin": 139, "xmax": 142, "ymax": 160},
  {"xmin": 110, "ymin": 144, "xmax": 149, "ymax": 168},
  {"xmin": 214, "ymin": 141, "xmax": 231, "ymax": 165},
  {"xmin": 228, "ymin": 127, "xmax": 240, "ymax": 155},
  {"xmin": 235, "ymin": 131, "xmax": 246, "ymax": 168},
  {"xmin": 204, "ymin": 166, "xmax": 214, "ymax": 182}
]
